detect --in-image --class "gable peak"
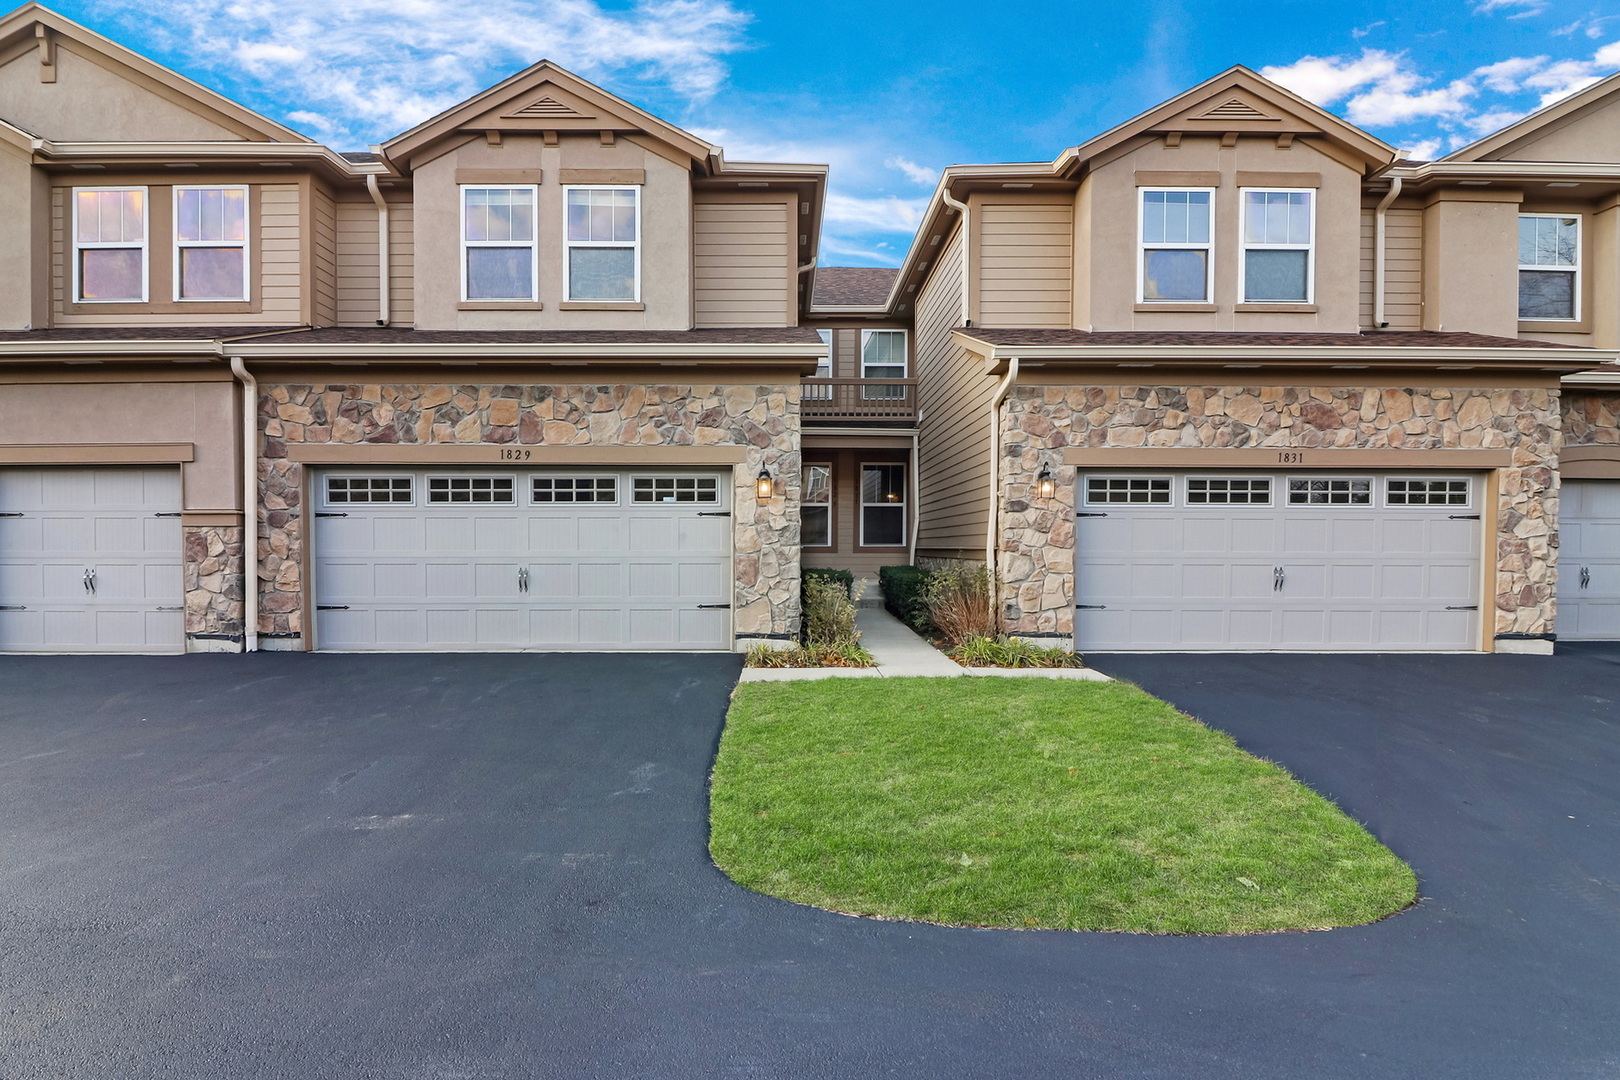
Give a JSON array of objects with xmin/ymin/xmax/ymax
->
[
  {"xmin": 503, "ymin": 93, "xmax": 593, "ymax": 121},
  {"xmin": 1189, "ymin": 96, "xmax": 1281, "ymax": 122}
]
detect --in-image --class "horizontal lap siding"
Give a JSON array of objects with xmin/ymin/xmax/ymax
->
[
  {"xmin": 312, "ymin": 185, "xmax": 337, "ymax": 327},
  {"xmin": 335, "ymin": 195, "xmax": 414, "ymax": 326},
  {"xmin": 915, "ymin": 228, "xmax": 994, "ymax": 557},
  {"xmin": 977, "ymin": 201, "xmax": 1072, "ymax": 328},
  {"xmin": 693, "ymin": 198, "xmax": 792, "ymax": 327},
  {"xmin": 1360, "ymin": 205, "xmax": 1422, "ymax": 331}
]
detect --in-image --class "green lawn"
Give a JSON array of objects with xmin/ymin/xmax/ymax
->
[{"xmin": 710, "ymin": 679, "xmax": 1416, "ymax": 934}]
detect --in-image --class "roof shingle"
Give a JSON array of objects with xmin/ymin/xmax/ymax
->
[{"xmin": 812, "ymin": 267, "xmax": 897, "ymax": 308}]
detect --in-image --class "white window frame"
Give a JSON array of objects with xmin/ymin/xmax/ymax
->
[
  {"xmin": 1239, "ymin": 188, "xmax": 1315, "ymax": 304},
  {"xmin": 1517, "ymin": 213, "xmax": 1580, "ymax": 322},
  {"xmin": 802, "ymin": 463, "xmax": 833, "ymax": 548},
  {"xmin": 529, "ymin": 473, "xmax": 621, "ymax": 506},
  {"xmin": 858, "ymin": 461, "xmax": 907, "ymax": 548},
  {"xmin": 1185, "ymin": 475, "xmax": 1274, "ymax": 506},
  {"xmin": 1083, "ymin": 474, "xmax": 1175, "ymax": 507},
  {"xmin": 630, "ymin": 473, "xmax": 721, "ymax": 505},
  {"xmin": 1285, "ymin": 475, "xmax": 1374, "ymax": 507},
  {"xmin": 71, "ymin": 185, "xmax": 149, "ymax": 304},
  {"xmin": 1384, "ymin": 476, "xmax": 1472, "ymax": 509},
  {"xmin": 815, "ymin": 329, "xmax": 833, "ymax": 378},
  {"xmin": 563, "ymin": 185, "xmax": 641, "ymax": 303},
  {"xmin": 459, "ymin": 184, "xmax": 539, "ymax": 303},
  {"xmin": 859, "ymin": 329, "xmax": 907, "ymax": 379},
  {"xmin": 424, "ymin": 473, "xmax": 518, "ymax": 505},
  {"xmin": 173, "ymin": 184, "xmax": 250, "ymax": 303},
  {"xmin": 321, "ymin": 474, "xmax": 416, "ymax": 508},
  {"xmin": 1137, "ymin": 187, "xmax": 1214, "ymax": 304}
]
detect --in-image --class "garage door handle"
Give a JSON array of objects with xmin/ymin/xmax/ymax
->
[
  {"xmin": 153, "ymin": 512, "xmax": 183, "ymax": 518},
  {"xmin": 1581, "ymin": 567, "xmax": 1590, "ymax": 589},
  {"xmin": 1446, "ymin": 605, "xmax": 1479, "ymax": 611},
  {"xmin": 698, "ymin": 603, "xmax": 731, "ymax": 609},
  {"xmin": 0, "ymin": 605, "xmax": 24, "ymax": 611},
  {"xmin": 517, "ymin": 567, "xmax": 529, "ymax": 593},
  {"xmin": 1075, "ymin": 604, "xmax": 1107, "ymax": 610},
  {"xmin": 1449, "ymin": 514, "xmax": 1481, "ymax": 520},
  {"xmin": 0, "ymin": 512, "xmax": 22, "ymax": 518},
  {"xmin": 83, "ymin": 568, "xmax": 96, "ymax": 595},
  {"xmin": 1273, "ymin": 566, "xmax": 1285, "ymax": 592}
]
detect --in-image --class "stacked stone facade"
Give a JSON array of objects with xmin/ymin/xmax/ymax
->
[
  {"xmin": 255, "ymin": 381, "xmax": 802, "ymax": 646},
  {"xmin": 999, "ymin": 383, "xmax": 1562, "ymax": 643},
  {"xmin": 1562, "ymin": 391, "xmax": 1620, "ymax": 446},
  {"xmin": 182, "ymin": 524, "xmax": 245, "ymax": 647}
]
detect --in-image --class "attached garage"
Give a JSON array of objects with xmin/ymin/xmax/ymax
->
[
  {"xmin": 1557, "ymin": 480, "xmax": 1620, "ymax": 641},
  {"xmin": 0, "ymin": 467, "xmax": 184, "ymax": 653},
  {"xmin": 310, "ymin": 467, "xmax": 734, "ymax": 651},
  {"xmin": 1074, "ymin": 471, "xmax": 1485, "ymax": 652}
]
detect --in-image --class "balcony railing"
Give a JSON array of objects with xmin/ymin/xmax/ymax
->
[{"xmin": 800, "ymin": 378, "xmax": 918, "ymax": 425}]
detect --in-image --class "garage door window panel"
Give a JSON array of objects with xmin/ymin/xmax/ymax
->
[
  {"xmin": 427, "ymin": 476, "xmax": 515, "ymax": 504},
  {"xmin": 1085, "ymin": 476, "xmax": 1173, "ymax": 506},
  {"xmin": 532, "ymin": 476, "xmax": 618, "ymax": 504},
  {"xmin": 325, "ymin": 476, "xmax": 414, "ymax": 505},
  {"xmin": 1288, "ymin": 478, "xmax": 1371, "ymax": 506},
  {"xmin": 1187, "ymin": 477, "xmax": 1272, "ymax": 505},
  {"xmin": 1387, "ymin": 478, "xmax": 1469, "ymax": 506},
  {"xmin": 633, "ymin": 476, "xmax": 718, "ymax": 504}
]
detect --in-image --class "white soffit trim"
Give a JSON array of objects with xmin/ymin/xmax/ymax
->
[
  {"xmin": 32, "ymin": 140, "xmax": 389, "ymax": 177},
  {"xmin": 950, "ymin": 336, "xmax": 1614, "ymax": 368}
]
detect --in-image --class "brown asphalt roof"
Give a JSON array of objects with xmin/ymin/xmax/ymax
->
[
  {"xmin": 812, "ymin": 267, "xmax": 898, "ymax": 307},
  {"xmin": 0, "ymin": 326, "xmax": 291, "ymax": 342},
  {"xmin": 954, "ymin": 328, "xmax": 1589, "ymax": 350},
  {"xmin": 239, "ymin": 327, "xmax": 822, "ymax": 345}
]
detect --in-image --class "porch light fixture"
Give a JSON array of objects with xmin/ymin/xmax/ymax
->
[
  {"xmin": 756, "ymin": 468, "xmax": 774, "ymax": 500},
  {"xmin": 1037, "ymin": 465, "xmax": 1056, "ymax": 500}
]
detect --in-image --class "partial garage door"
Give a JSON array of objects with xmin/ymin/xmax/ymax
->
[
  {"xmin": 1075, "ymin": 472, "xmax": 1483, "ymax": 652},
  {"xmin": 1558, "ymin": 480, "xmax": 1620, "ymax": 640},
  {"xmin": 312, "ymin": 468, "xmax": 733, "ymax": 651},
  {"xmin": 0, "ymin": 467, "xmax": 184, "ymax": 653}
]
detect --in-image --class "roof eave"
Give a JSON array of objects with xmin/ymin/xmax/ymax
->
[{"xmin": 221, "ymin": 341, "xmax": 829, "ymax": 363}]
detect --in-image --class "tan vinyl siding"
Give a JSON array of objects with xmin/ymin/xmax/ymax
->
[
  {"xmin": 692, "ymin": 196, "xmax": 792, "ymax": 327},
  {"xmin": 915, "ymin": 227, "xmax": 994, "ymax": 558},
  {"xmin": 834, "ymin": 328, "xmax": 859, "ymax": 378},
  {"xmin": 335, "ymin": 193, "xmax": 414, "ymax": 326},
  {"xmin": 977, "ymin": 200, "xmax": 1073, "ymax": 328},
  {"xmin": 51, "ymin": 183, "xmax": 303, "ymax": 326},
  {"xmin": 1360, "ymin": 204, "xmax": 1423, "ymax": 331},
  {"xmin": 312, "ymin": 184, "xmax": 338, "ymax": 326}
]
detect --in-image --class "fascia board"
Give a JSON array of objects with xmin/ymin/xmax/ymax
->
[
  {"xmin": 1562, "ymin": 368, "xmax": 1620, "ymax": 387},
  {"xmin": 221, "ymin": 342, "xmax": 830, "ymax": 362},
  {"xmin": 0, "ymin": 341, "xmax": 223, "ymax": 358},
  {"xmin": 952, "ymin": 338, "xmax": 1614, "ymax": 371},
  {"xmin": 1404, "ymin": 161, "xmax": 1620, "ymax": 182},
  {"xmin": 35, "ymin": 140, "xmax": 388, "ymax": 177},
  {"xmin": 1442, "ymin": 69, "xmax": 1620, "ymax": 163}
]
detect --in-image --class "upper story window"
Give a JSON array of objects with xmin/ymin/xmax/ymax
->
[
  {"xmin": 462, "ymin": 186, "xmax": 537, "ymax": 301},
  {"xmin": 1139, "ymin": 188, "xmax": 1212, "ymax": 303},
  {"xmin": 815, "ymin": 329, "xmax": 833, "ymax": 378},
  {"xmin": 1241, "ymin": 189, "xmax": 1313, "ymax": 303},
  {"xmin": 174, "ymin": 186, "xmax": 248, "ymax": 301},
  {"xmin": 861, "ymin": 330, "xmax": 906, "ymax": 378},
  {"xmin": 73, "ymin": 187, "xmax": 147, "ymax": 303},
  {"xmin": 1518, "ymin": 214, "xmax": 1579, "ymax": 321},
  {"xmin": 565, "ymin": 187, "xmax": 639, "ymax": 301}
]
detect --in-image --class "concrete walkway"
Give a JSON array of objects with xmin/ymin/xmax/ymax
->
[{"xmin": 738, "ymin": 605, "xmax": 1109, "ymax": 681}]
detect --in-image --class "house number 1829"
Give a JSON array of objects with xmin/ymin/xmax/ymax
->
[{"xmin": 499, "ymin": 448, "xmax": 532, "ymax": 461}]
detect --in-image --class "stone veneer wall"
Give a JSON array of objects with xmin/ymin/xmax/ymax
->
[
  {"xmin": 256, "ymin": 382, "xmax": 801, "ymax": 645},
  {"xmin": 183, "ymin": 524, "xmax": 244, "ymax": 647},
  {"xmin": 999, "ymin": 384, "xmax": 1562, "ymax": 643},
  {"xmin": 1562, "ymin": 391, "xmax": 1620, "ymax": 446}
]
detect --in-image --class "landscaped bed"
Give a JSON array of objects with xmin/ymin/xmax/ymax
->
[{"xmin": 710, "ymin": 679, "xmax": 1416, "ymax": 934}]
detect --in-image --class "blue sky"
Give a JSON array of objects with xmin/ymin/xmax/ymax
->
[{"xmin": 45, "ymin": 0, "xmax": 1620, "ymax": 265}]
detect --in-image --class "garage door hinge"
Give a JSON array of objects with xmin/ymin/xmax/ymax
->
[
  {"xmin": 1448, "ymin": 514, "xmax": 1481, "ymax": 520},
  {"xmin": 153, "ymin": 512, "xmax": 183, "ymax": 518},
  {"xmin": 1075, "ymin": 512, "xmax": 1108, "ymax": 518},
  {"xmin": 0, "ymin": 605, "xmax": 24, "ymax": 610},
  {"xmin": 697, "ymin": 603, "xmax": 731, "ymax": 609},
  {"xmin": 317, "ymin": 605, "xmax": 350, "ymax": 611},
  {"xmin": 1446, "ymin": 605, "xmax": 1479, "ymax": 611},
  {"xmin": 1075, "ymin": 604, "xmax": 1107, "ymax": 609},
  {"xmin": 0, "ymin": 512, "xmax": 22, "ymax": 518},
  {"xmin": 154, "ymin": 606, "xmax": 183, "ymax": 612},
  {"xmin": 314, "ymin": 512, "xmax": 348, "ymax": 518},
  {"xmin": 697, "ymin": 511, "xmax": 731, "ymax": 517}
]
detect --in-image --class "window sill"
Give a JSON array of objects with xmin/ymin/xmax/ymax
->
[
  {"xmin": 458, "ymin": 301, "xmax": 543, "ymax": 311},
  {"xmin": 1134, "ymin": 303, "xmax": 1217, "ymax": 313},
  {"xmin": 560, "ymin": 301, "xmax": 645, "ymax": 311},
  {"xmin": 1519, "ymin": 319, "xmax": 1589, "ymax": 334},
  {"xmin": 1236, "ymin": 303, "xmax": 1318, "ymax": 313}
]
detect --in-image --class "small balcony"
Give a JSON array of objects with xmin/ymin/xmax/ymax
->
[{"xmin": 800, "ymin": 378, "xmax": 918, "ymax": 426}]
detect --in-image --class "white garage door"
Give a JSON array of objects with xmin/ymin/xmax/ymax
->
[
  {"xmin": 312, "ymin": 468, "xmax": 734, "ymax": 651},
  {"xmin": 1075, "ymin": 472, "xmax": 1483, "ymax": 652},
  {"xmin": 0, "ymin": 467, "xmax": 184, "ymax": 653},
  {"xmin": 1558, "ymin": 480, "xmax": 1620, "ymax": 641}
]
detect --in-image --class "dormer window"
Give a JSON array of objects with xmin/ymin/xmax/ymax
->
[
  {"xmin": 73, "ymin": 187, "xmax": 147, "ymax": 303},
  {"xmin": 175, "ymin": 186, "xmax": 248, "ymax": 301},
  {"xmin": 565, "ymin": 186, "xmax": 639, "ymax": 301},
  {"xmin": 1518, "ymin": 214, "xmax": 1579, "ymax": 321},
  {"xmin": 1241, "ymin": 189, "xmax": 1314, "ymax": 303},
  {"xmin": 461, "ymin": 186, "xmax": 537, "ymax": 301},
  {"xmin": 1139, "ymin": 188, "xmax": 1212, "ymax": 302}
]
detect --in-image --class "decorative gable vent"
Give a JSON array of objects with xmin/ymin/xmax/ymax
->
[
  {"xmin": 1191, "ymin": 97, "xmax": 1279, "ymax": 121},
  {"xmin": 507, "ymin": 95, "xmax": 591, "ymax": 119}
]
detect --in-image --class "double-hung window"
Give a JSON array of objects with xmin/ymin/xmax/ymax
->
[
  {"xmin": 860, "ymin": 463, "xmax": 906, "ymax": 547},
  {"xmin": 565, "ymin": 186, "xmax": 639, "ymax": 301},
  {"xmin": 174, "ymin": 186, "xmax": 248, "ymax": 301},
  {"xmin": 860, "ymin": 329, "xmax": 907, "ymax": 400},
  {"xmin": 461, "ymin": 186, "xmax": 537, "ymax": 301},
  {"xmin": 806, "ymin": 329, "xmax": 834, "ymax": 401},
  {"xmin": 1241, "ymin": 189, "xmax": 1314, "ymax": 303},
  {"xmin": 73, "ymin": 187, "xmax": 147, "ymax": 302},
  {"xmin": 1139, "ymin": 188, "xmax": 1212, "ymax": 302},
  {"xmin": 802, "ymin": 464, "xmax": 832, "ymax": 547},
  {"xmin": 1518, "ymin": 214, "xmax": 1579, "ymax": 321}
]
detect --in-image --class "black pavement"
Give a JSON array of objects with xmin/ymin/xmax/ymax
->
[{"xmin": 0, "ymin": 647, "xmax": 1616, "ymax": 1079}]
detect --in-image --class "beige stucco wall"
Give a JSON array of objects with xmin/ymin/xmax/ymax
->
[
  {"xmin": 1422, "ymin": 191, "xmax": 1522, "ymax": 337},
  {"xmin": 1496, "ymin": 102, "xmax": 1620, "ymax": 164},
  {"xmin": 1081, "ymin": 136, "xmax": 1363, "ymax": 332},
  {"xmin": 412, "ymin": 134, "xmax": 693, "ymax": 330},
  {"xmin": 0, "ymin": 142, "xmax": 48, "ymax": 330},
  {"xmin": 996, "ymin": 382, "xmax": 1562, "ymax": 646}
]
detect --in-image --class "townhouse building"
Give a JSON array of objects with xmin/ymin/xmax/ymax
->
[{"xmin": 0, "ymin": 3, "xmax": 1616, "ymax": 656}]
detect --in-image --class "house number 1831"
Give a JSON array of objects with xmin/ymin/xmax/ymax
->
[{"xmin": 1277, "ymin": 451, "xmax": 1305, "ymax": 464}]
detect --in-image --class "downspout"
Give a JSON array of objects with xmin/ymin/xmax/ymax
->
[
  {"xmin": 1372, "ymin": 176, "xmax": 1402, "ymax": 330},
  {"xmin": 940, "ymin": 188, "xmax": 971, "ymax": 326},
  {"xmin": 229, "ymin": 356, "xmax": 259, "ymax": 652},
  {"xmin": 365, "ymin": 175, "xmax": 390, "ymax": 326},
  {"xmin": 908, "ymin": 415, "xmax": 922, "ymax": 565},
  {"xmin": 986, "ymin": 357, "xmax": 1020, "ymax": 609}
]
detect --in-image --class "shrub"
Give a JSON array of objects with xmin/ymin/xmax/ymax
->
[
  {"xmin": 922, "ymin": 564, "xmax": 999, "ymax": 645},
  {"xmin": 803, "ymin": 567, "xmax": 854, "ymax": 598},
  {"xmin": 879, "ymin": 564, "xmax": 933, "ymax": 631},
  {"xmin": 950, "ymin": 634, "xmax": 1085, "ymax": 668},
  {"xmin": 744, "ymin": 642, "xmax": 875, "ymax": 668},
  {"xmin": 804, "ymin": 576, "xmax": 865, "ymax": 648}
]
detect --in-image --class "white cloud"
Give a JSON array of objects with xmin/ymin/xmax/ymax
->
[
  {"xmin": 885, "ymin": 156, "xmax": 937, "ymax": 186},
  {"xmin": 95, "ymin": 0, "xmax": 752, "ymax": 145},
  {"xmin": 1466, "ymin": 106, "xmax": 1528, "ymax": 134},
  {"xmin": 1525, "ymin": 58, "xmax": 1608, "ymax": 105},
  {"xmin": 1351, "ymin": 21, "xmax": 1385, "ymax": 39},
  {"xmin": 1471, "ymin": 56, "xmax": 1547, "ymax": 92},
  {"xmin": 1474, "ymin": 0, "xmax": 1544, "ymax": 13},
  {"xmin": 1347, "ymin": 78, "xmax": 1476, "ymax": 126},
  {"xmin": 1260, "ymin": 50, "xmax": 1406, "ymax": 105},
  {"xmin": 1402, "ymin": 138, "xmax": 1443, "ymax": 160},
  {"xmin": 824, "ymin": 192, "xmax": 928, "ymax": 234}
]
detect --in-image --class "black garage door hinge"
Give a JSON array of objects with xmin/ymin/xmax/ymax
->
[
  {"xmin": 1449, "ymin": 514, "xmax": 1481, "ymax": 520},
  {"xmin": 315, "ymin": 512, "xmax": 348, "ymax": 518},
  {"xmin": 697, "ymin": 603, "xmax": 732, "ymax": 610},
  {"xmin": 317, "ymin": 605, "xmax": 350, "ymax": 611},
  {"xmin": 1075, "ymin": 511, "xmax": 1108, "ymax": 518},
  {"xmin": 0, "ymin": 512, "xmax": 22, "ymax": 518},
  {"xmin": 1446, "ymin": 605, "xmax": 1479, "ymax": 611},
  {"xmin": 0, "ymin": 605, "xmax": 25, "ymax": 611},
  {"xmin": 697, "ymin": 511, "xmax": 731, "ymax": 517},
  {"xmin": 153, "ymin": 512, "xmax": 183, "ymax": 518},
  {"xmin": 1075, "ymin": 604, "xmax": 1107, "ymax": 610}
]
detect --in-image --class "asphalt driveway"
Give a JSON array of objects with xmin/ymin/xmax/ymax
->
[{"xmin": 0, "ymin": 646, "xmax": 1617, "ymax": 1079}]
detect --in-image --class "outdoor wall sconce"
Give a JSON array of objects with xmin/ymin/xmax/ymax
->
[
  {"xmin": 1037, "ymin": 464, "xmax": 1056, "ymax": 500},
  {"xmin": 756, "ymin": 468, "xmax": 774, "ymax": 500}
]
